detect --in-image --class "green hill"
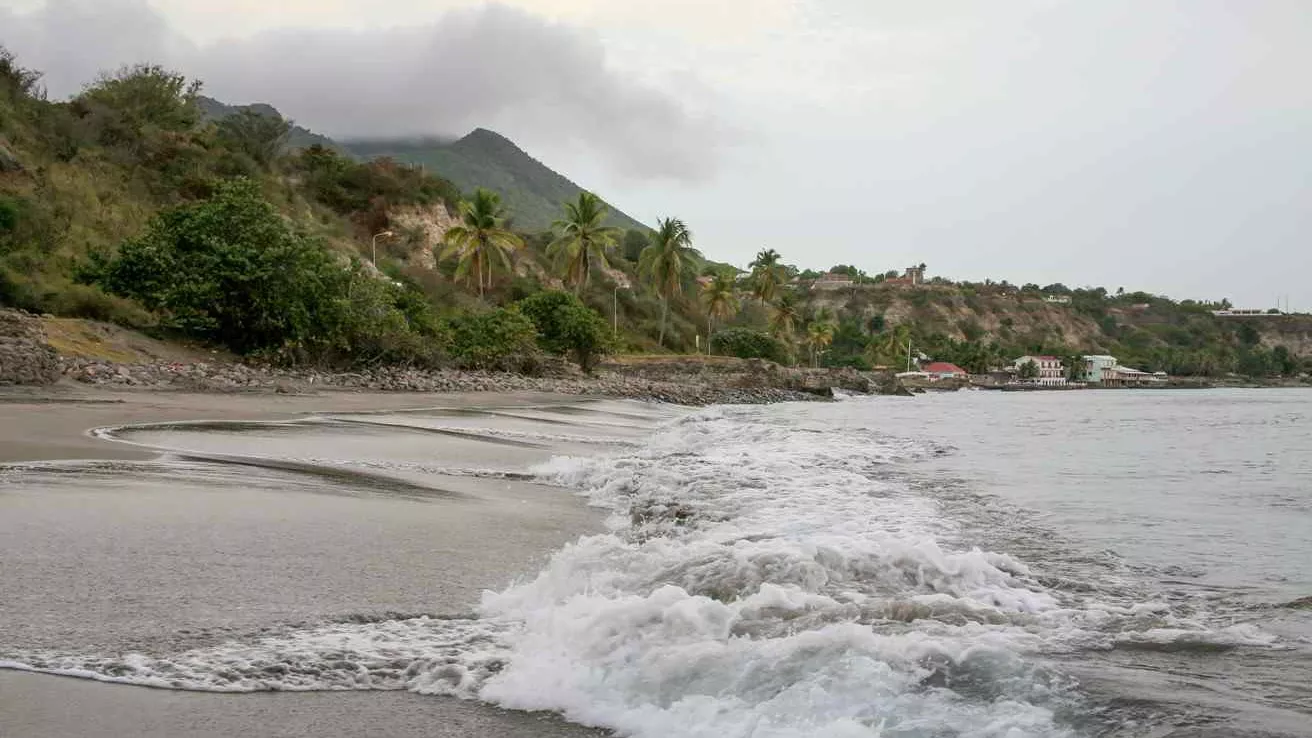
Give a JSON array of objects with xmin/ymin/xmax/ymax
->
[{"xmin": 344, "ymin": 130, "xmax": 647, "ymax": 233}]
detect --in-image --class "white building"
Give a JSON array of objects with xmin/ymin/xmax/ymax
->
[{"xmin": 1013, "ymin": 355, "xmax": 1066, "ymax": 386}]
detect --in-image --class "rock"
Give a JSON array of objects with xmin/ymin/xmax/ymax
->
[{"xmin": 0, "ymin": 309, "xmax": 60, "ymax": 386}]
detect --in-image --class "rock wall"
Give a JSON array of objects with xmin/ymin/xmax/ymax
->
[{"xmin": 0, "ymin": 309, "xmax": 61, "ymax": 385}]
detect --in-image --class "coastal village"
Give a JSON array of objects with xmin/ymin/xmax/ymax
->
[{"xmin": 899, "ymin": 354, "xmax": 1170, "ymax": 390}]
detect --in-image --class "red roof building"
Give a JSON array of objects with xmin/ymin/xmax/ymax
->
[{"xmin": 922, "ymin": 362, "xmax": 968, "ymax": 378}]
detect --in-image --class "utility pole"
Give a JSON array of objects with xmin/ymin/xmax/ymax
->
[{"xmin": 906, "ymin": 340, "xmax": 913, "ymax": 372}]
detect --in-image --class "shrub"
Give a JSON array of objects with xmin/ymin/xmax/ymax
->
[
  {"xmin": 443, "ymin": 308, "xmax": 538, "ymax": 371},
  {"xmin": 517, "ymin": 290, "xmax": 615, "ymax": 373},
  {"xmin": 90, "ymin": 178, "xmax": 352, "ymax": 354},
  {"xmin": 711, "ymin": 327, "xmax": 789, "ymax": 364}
]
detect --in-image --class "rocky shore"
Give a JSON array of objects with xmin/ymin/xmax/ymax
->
[
  {"xmin": 2, "ymin": 308, "xmax": 908, "ymax": 405},
  {"xmin": 55, "ymin": 356, "xmax": 827, "ymax": 405}
]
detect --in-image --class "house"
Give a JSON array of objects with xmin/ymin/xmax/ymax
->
[
  {"xmin": 883, "ymin": 264, "xmax": 926, "ymax": 287},
  {"xmin": 1081, "ymin": 355, "xmax": 1119, "ymax": 383},
  {"xmin": 922, "ymin": 362, "xmax": 968, "ymax": 380},
  {"xmin": 1013, "ymin": 355, "xmax": 1066, "ymax": 386},
  {"xmin": 1044, "ymin": 295, "xmax": 1072, "ymax": 305},
  {"xmin": 1102, "ymin": 366, "xmax": 1163, "ymax": 387},
  {"xmin": 812, "ymin": 272, "xmax": 855, "ymax": 289}
]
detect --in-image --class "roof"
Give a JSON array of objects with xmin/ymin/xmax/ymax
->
[
  {"xmin": 923, "ymin": 362, "xmax": 967, "ymax": 375},
  {"xmin": 1016, "ymin": 355, "xmax": 1060, "ymax": 362}
]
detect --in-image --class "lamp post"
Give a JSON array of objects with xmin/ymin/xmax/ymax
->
[{"xmin": 371, "ymin": 230, "xmax": 395, "ymax": 266}]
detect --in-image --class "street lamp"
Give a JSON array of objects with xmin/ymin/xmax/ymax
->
[{"xmin": 371, "ymin": 230, "xmax": 395, "ymax": 266}]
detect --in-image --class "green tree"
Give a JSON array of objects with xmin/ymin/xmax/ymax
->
[
  {"xmin": 91, "ymin": 178, "xmax": 347, "ymax": 354},
  {"xmin": 75, "ymin": 64, "xmax": 201, "ymax": 156},
  {"xmin": 866, "ymin": 323, "xmax": 911, "ymax": 368},
  {"xmin": 517, "ymin": 290, "xmax": 614, "ymax": 374},
  {"xmin": 548, "ymin": 191, "xmax": 620, "ymax": 294},
  {"xmin": 710, "ymin": 328, "xmax": 789, "ymax": 364},
  {"xmin": 621, "ymin": 228, "xmax": 649, "ymax": 262},
  {"xmin": 701, "ymin": 271, "xmax": 739, "ymax": 354},
  {"xmin": 439, "ymin": 188, "xmax": 524, "ymax": 298},
  {"xmin": 1018, "ymin": 359, "xmax": 1040, "ymax": 380},
  {"xmin": 805, "ymin": 319, "xmax": 836, "ymax": 368},
  {"xmin": 443, "ymin": 308, "xmax": 538, "ymax": 371},
  {"xmin": 638, "ymin": 217, "xmax": 694, "ymax": 349},
  {"xmin": 216, "ymin": 109, "xmax": 291, "ymax": 169},
  {"xmin": 748, "ymin": 248, "xmax": 786, "ymax": 303},
  {"xmin": 769, "ymin": 291, "xmax": 802, "ymax": 346}
]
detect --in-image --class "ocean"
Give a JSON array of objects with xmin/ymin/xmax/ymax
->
[{"xmin": 2, "ymin": 390, "xmax": 1309, "ymax": 737}]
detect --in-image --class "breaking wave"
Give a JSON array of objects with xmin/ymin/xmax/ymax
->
[{"xmin": 2, "ymin": 403, "xmax": 1284, "ymax": 736}]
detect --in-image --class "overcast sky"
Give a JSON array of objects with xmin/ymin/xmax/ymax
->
[{"xmin": 4, "ymin": 0, "xmax": 1309, "ymax": 309}]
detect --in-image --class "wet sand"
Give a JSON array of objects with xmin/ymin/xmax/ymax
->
[{"xmin": 0, "ymin": 385, "xmax": 634, "ymax": 737}]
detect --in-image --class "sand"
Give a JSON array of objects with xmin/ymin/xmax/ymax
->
[{"xmin": 0, "ymin": 384, "xmax": 630, "ymax": 737}]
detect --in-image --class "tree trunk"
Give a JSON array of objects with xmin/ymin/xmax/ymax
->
[
  {"xmin": 706, "ymin": 315, "xmax": 714, "ymax": 355},
  {"xmin": 658, "ymin": 297, "xmax": 668, "ymax": 349}
]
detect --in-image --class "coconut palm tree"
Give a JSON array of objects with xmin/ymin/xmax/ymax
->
[
  {"xmin": 748, "ymin": 248, "xmax": 786, "ymax": 303},
  {"xmin": 638, "ymin": 217, "xmax": 694, "ymax": 349},
  {"xmin": 702, "ymin": 271, "xmax": 739, "ymax": 354},
  {"xmin": 548, "ymin": 192, "xmax": 620, "ymax": 294},
  {"xmin": 769, "ymin": 292, "xmax": 801, "ymax": 341},
  {"xmin": 866, "ymin": 323, "xmax": 911, "ymax": 368},
  {"xmin": 806, "ymin": 319, "xmax": 836, "ymax": 368},
  {"xmin": 438, "ymin": 188, "xmax": 524, "ymax": 298}
]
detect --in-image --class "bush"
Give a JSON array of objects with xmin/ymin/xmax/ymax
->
[
  {"xmin": 89, "ymin": 178, "xmax": 368, "ymax": 357},
  {"xmin": 443, "ymin": 308, "xmax": 538, "ymax": 371},
  {"xmin": 517, "ymin": 290, "xmax": 614, "ymax": 373},
  {"xmin": 711, "ymin": 327, "xmax": 789, "ymax": 364}
]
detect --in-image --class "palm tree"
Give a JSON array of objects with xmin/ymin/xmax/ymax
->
[
  {"xmin": 806, "ymin": 319, "xmax": 836, "ymax": 368},
  {"xmin": 769, "ymin": 292, "xmax": 801, "ymax": 341},
  {"xmin": 548, "ymin": 192, "xmax": 620, "ymax": 294},
  {"xmin": 866, "ymin": 323, "xmax": 911, "ymax": 368},
  {"xmin": 438, "ymin": 188, "xmax": 524, "ymax": 298},
  {"xmin": 702, "ymin": 271, "xmax": 739, "ymax": 354},
  {"xmin": 639, "ymin": 217, "xmax": 694, "ymax": 349},
  {"xmin": 748, "ymin": 248, "xmax": 786, "ymax": 303}
]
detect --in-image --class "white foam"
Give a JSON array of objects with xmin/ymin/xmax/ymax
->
[{"xmin": 2, "ymin": 401, "xmax": 1282, "ymax": 736}]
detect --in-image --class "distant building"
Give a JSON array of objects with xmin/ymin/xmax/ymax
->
[
  {"xmin": 1102, "ymin": 366, "xmax": 1162, "ymax": 387},
  {"xmin": 1081, "ymin": 355, "xmax": 1119, "ymax": 383},
  {"xmin": 1211, "ymin": 308, "xmax": 1268, "ymax": 317},
  {"xmin": 922, "ymin": 362, "xmax": 968, "ymax": 380},
  {"xmin": 884, "ymin": 264, "xmax": 926, "ymax": 288},
  {"xmin": 1044, "ymin": 295, "xmax": 1072, "ymax": 305},
  {"xmin": 812, "ymin": 272, "xmax": 855, "ymax": 289},
  {"xmin": 1013, "ymin": 355, "xmax": 1066, "ymax": 386}
]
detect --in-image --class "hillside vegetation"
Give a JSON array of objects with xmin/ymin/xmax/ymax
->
[
  {"xmin": 0, "ymin": 52, "xmax": 716, "ymax": 371},
  {"xmin": 1, "ymin": 49, "xmax": 1306, "ymax": 381}
]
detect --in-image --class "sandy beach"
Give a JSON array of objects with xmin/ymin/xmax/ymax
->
[{"xmin": 0, "ymin": 384, "xmax": 633, "ymax": 737}]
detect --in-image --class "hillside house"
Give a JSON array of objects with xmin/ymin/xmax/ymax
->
[
  {"xmin": 812, "ymin": 273, "xmax": 855, "ymax": 289},
  {"xmin": 1013, "ymin": 355, "xmax": 1066, "ymax": 386},
  {"xmin": 884, "ymin": 264, "xmax": 926, "ymax": 287}
]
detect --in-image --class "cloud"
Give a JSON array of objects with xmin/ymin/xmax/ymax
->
[{"xmin": 0, "ymin": 1, "xmax": 724, "ymax": 182}]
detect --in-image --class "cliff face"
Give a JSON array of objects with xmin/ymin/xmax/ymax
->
[
  {"xmin": 1250, "ymin": 316, "xmax": 1312, "ymax": 356},
  {"xmin": 808, "ymin": 285, "xmax": 1111, "ymax": 350}
]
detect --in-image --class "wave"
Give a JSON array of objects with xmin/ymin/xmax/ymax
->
[{"xmin": 2, "ymin": 402, "xmax": 1285, "ymax": 736}]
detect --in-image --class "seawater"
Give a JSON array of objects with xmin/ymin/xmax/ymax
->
[{"xmin": 3, "ymin": 391, "xmax": 1310, "ymax": 737}]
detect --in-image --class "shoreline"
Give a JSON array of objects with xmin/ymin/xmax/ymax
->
[{"xmin": 0, "ymin": 387, "xmax": 645, "ymax": 738}]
